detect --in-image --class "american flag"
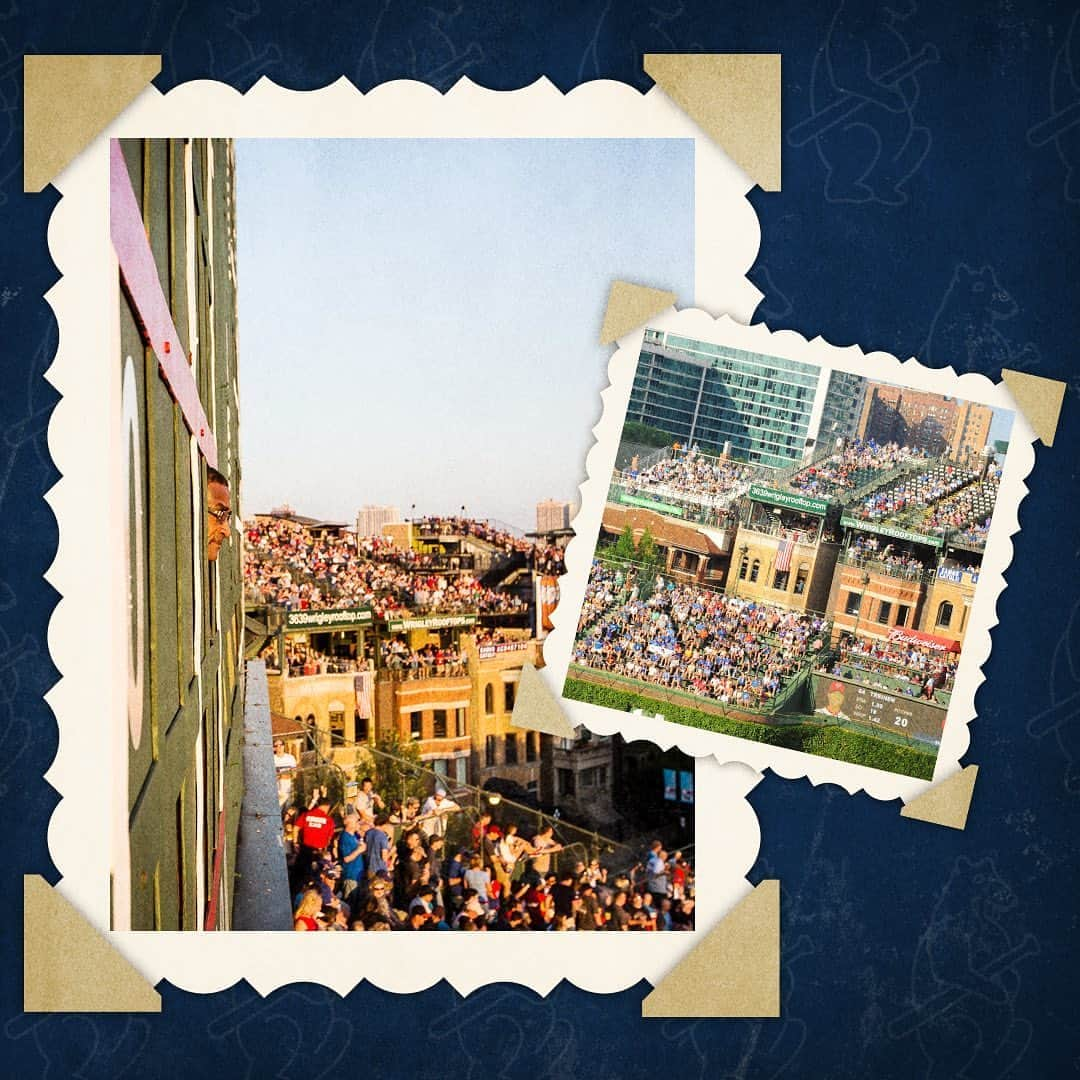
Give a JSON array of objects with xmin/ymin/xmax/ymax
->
[
  {"xmin": 775, "ymin": 538, "xmax": 794, "ymax": 573},
  {"xmin": 354, "ymin": 672, "xmax": 373, "ymax": 720}
]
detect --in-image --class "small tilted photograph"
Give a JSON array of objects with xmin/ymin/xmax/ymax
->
[{"xmin": 563, "ymin": 325, "xmax": 1017, "ymax": 781}]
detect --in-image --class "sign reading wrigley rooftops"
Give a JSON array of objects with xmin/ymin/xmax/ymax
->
[
  {"xmin": 748, "ymin": 484, "xmax": 830, "ymax": 516},
  {"xmin": 285, "ymin": 607, "xmax": 373, "ymax": 630},
  {"xmin": 840, "ymin": 515, "xmax": 945, "ymax": 549},
  {"xmin": 385, "ymin": 613, "xmax": 479, "ymax": 633}
]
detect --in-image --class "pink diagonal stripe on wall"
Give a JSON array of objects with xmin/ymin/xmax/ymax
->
[{"xmin": 110, "ymin": 139, "xmax": 218, "ymax": 468}]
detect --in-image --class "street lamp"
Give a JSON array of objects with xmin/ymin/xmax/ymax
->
[
  {"xmin": 732, "ymin": 542, "xmax": 748, "ymax": 597},
  {"xmin": 852, "ymin": 571, "xmax": 871, "ymax": 639}
]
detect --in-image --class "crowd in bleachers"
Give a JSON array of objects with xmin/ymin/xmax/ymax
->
[
  {"xmin": 788, "ymin": 439, "xmax": 923, "ymax": 498},
  {"xmin": 572, "ymin": 561, "xmax": 830, "ymax": 708},
  {"xmin": 287, "ymin": 780, "xmax": 695, "ymax": 932},
  {"xmin": 245, "ymin": 516, "xmax": 528, "ymax": 618},
  {"xmin": 531, "ymin": 544, "xmax": 566, "ymax": 575},
  {"xmin": 416, "ymin": 516, "xmax": 533, "ymax": 556},
  {"xmin": 854, "ymin": 462, "xmax": 977, "ymax": 523},
  {"xmin": 621, "ymin": 449, "xmax": 757, "ymax": 506},
  {"xmin": 824, "ymin": 633, "xmax": 959, "ymax": 699},
  {"xmin": 913, "ymin": 469, "xmax": 1001, "ymax": 544}
]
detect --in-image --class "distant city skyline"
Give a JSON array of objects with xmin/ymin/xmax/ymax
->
[{"xmin": 235, "ymin": 138, "xmax": 696, "ymax": 531}]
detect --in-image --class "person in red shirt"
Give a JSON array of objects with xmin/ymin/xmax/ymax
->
[{"xmin": 295, "ymin": 793, "xmax": 337, "ymax": 867}]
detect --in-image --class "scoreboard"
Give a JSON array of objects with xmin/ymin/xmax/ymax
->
[{"xmin": 810, "ymin": 673, "xmax": 944, "ymax": 745}]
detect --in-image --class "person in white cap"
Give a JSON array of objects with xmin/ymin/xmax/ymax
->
[{"xmin": 419, "ymin": 786, "xmax": 460, "ymax": 838}]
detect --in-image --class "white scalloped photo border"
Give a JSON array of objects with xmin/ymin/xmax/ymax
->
[
  {"xmin": 42, "ymin": 77, "xmax": 768, "ymax": 996},
  {"xmin": 541, "ymin": 308, "xmax": 1038, "ymax": 804}
]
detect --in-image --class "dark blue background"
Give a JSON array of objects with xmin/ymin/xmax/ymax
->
[{"xmin": 3, "ymin": 2, "xmax": 1079, "ymax": 1076}]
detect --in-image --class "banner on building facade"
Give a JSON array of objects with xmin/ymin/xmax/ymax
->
[
  {"xmin": 679, "ymin": 770, "xmax": 694, "ymax": 804},
  {"xmin": 663, "ymin": 768, "xmax": 678, "ymax": 801},
  {"xmin": 285, "ymin": 607, "xmax": 373, "ymax": 630},
  {"xmin": 617, "ymin": 491, "xmax": 686, "ymax": 517},
  {"xmin": 353, "ymin": 671, "xmax": 373, "ymax": 720},
  {"xmin": 839, "ymin": 515, "xmax": 945, "ymax": 549},
  {"xmin": 887, "ymin": 627, "xmax": 960, "ymax": 652},
  {"xmin": 936, "ymin": 564, "xmax": 979, "ymax": 585},
  {"xmin": 385, "ymin": 613, "xmax": 478, "ymax": 632},
  {"xmin": 748, "ymin": 484, "xmax": 830, "ymax": 515},
  {"xmin": 477, "ymin": 641, "xmax": 529, "ymax": 659},
  {"xmin": 539, "ymin": 574, "xmax": 560, "ymax": 634}
]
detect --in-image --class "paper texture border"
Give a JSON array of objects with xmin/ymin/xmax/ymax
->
[
  {"xmin": 541, "ymin": 308, "xmax": 1038, "ymax": 805},
  {"xmin": 43, "ymin": 77, "xmax": 768, "ymax": 997}
]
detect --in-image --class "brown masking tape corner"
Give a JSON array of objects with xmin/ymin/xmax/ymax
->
[
  {"xmin": 23, "ymin": 876, "xmax": 160, "ymax": 1013},
  {"xmin": 644, "ymin": 53, "xmax": 781, "ymax": 191},
  {"xmin": 642, "ymin": 879, "xmax": 780, "ymax": 1018},
  {"xmin": 24, "ymin": 54, "xmax": 161, "ymax": 192},
  {"xmin": 1001, "ymin": 369, "xmax": 1066, "ymax": 447},
  {"xmin": 900, "ymin": 764, "xmax": 978, "ymax": 831},
  {"xmin": 510, "ymin": 662, "xmax": 578, "ymax": 740},
  {"xmin": 600, "ymin": 281, "xmax": 677, "ymax": 345}
]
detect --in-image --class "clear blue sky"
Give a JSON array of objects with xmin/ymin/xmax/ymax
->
[{"xmin": 235, "ymin": 138, "xmax": 696, "ymax": 530}]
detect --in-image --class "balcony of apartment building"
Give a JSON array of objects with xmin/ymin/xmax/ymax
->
[
  {"xmin": 830, "ymin": 563, "xmax": 925, "ymax": 644},
  {"xmin": 836, "ymin": 550, "xmax": 937, "ymax": 585}
]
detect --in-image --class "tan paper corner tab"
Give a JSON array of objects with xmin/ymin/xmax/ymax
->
[
  {"xmin": 24, "ymin": 54, "xmax": 161, "ymax": 192},
  {"xmin": 900, "ymin": 764, "xmax": 979, "ymax": 831},
  {"xmin": 23, "ymin": 876, "xmax": 160, "ymax": 1013},
  {"xmin": 510, "ymin": 662, "xmax": 578, "ymax": 739},
  {"xmin": 642, "ymin": 879, "xmax": 780, "ymax": 1018},
  {"xmin": 1001, "ymin": 369, "xmax": 1066, "ymax": 447},
  {"xmin": 600, "ymin": 281, "xmax": 677, "ymax": 345},
  {"xmin": 644, "ymin": 53, "xmax": 781, "ymax": 191}
]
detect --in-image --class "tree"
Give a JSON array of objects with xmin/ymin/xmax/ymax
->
[
  {"xmin": 613, "ymin": 525, "xmax": 637, "ymax": 562},
  {"xmin": 637, "ymin": 527, "xmax": 659, "ymax": 567},
  {"xmin": 368, "ymin": 730, "xmax": 430, "ymax": 808},
  {"xmin": 635, "ymin": 527, "xmax": 664, "ymax": 595}
]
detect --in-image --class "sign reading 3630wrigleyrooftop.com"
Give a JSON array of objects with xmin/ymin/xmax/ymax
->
[
  {"xmin": 748, "ymin": 484, "xmax": 830, "ymax": 516},
  {"xmin": 285, "ymin": 607, "xmax": 373, "ymax": 629}
]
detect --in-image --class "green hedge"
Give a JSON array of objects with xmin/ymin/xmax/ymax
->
[{"xmin": 563, "ymin": 678, "xmax": 936, "ymax": 780}]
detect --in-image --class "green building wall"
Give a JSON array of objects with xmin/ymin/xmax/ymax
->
[{"xmin": 118, "ymin": 138, "xmax": 244, "ymax": 930}]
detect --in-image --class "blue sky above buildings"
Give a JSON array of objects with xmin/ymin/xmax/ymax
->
[{"xmin": 235, "ymin": 138, "xmax": 697, "ymax": 530}]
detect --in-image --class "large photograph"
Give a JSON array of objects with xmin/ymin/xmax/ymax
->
[
  {"xmin": 111, "ymin": 133, "xmax": 706, "ymax": 934},
  {"xmin": 560, "ymin": 323, "xmax": 1019, "ymax": 782}
]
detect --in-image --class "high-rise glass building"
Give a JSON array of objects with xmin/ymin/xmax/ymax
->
[{"xmin": 627, "ymin": 330, "xmax": 866, "ymax": 467}]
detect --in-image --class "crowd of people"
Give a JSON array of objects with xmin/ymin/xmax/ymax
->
[
  {"xmin": 823, "ymin": 633, "xmax": 959, "ymax": 700},
  {"xmin": 277, "ymin": 641, "xmax": 363, "ymax": 677},
  {"xmin": 573, "ymin": 561, "xmax": 830, "ymax": 708},
  {"xmin": 245, "ymin": 516, "xmax": 529, "ymax": 618},
  {"xmin": 912, "ymin": 470, "xmax": 1001, "ymax": 545},
  {"xmin": 620, "ymin": 449, "xmax": 757, "ymax": 507},
  {"xmin": 380, "ymin": 638, "xmax": 468, "ymax": 678},
  {"xmin": 286, "ymin": 779, "xmax": 695, "ymax": 932},
  {"xmin": 844, "ymin": 534, "xmax": 931, "ymax": 580},
  {"xmin": 853, "ymin": 462, "xmax": 977, "ymax": 523},
  {"xmin": 787, "ymin": 439, "xmax": 922, "ymax": 498}
]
